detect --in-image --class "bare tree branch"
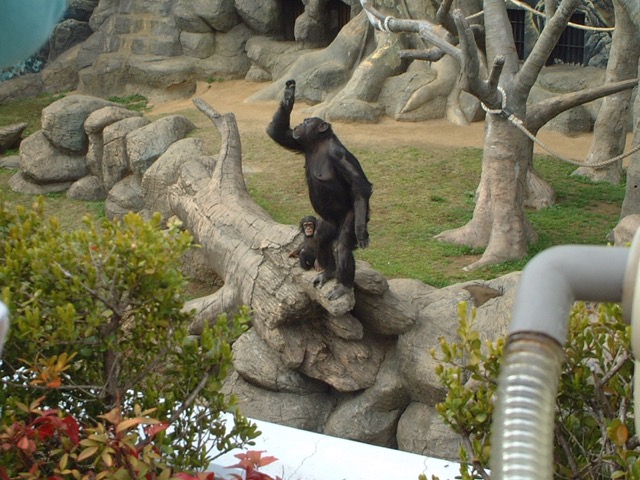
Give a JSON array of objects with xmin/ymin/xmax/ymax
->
[
  {"xmin": 360, "ymin": 0, "xmax": 462, "ymax": 62},
  {"xmin": 516, "ymin": 0, "xmax": 581, "ymax": 94},
  {"xmin": 527, "ymin": 78, "xmax": 638, "ymax": 132}
]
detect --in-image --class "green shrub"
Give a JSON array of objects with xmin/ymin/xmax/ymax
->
[
  {"xmin": 431, "ymin": 302, "xmax": 638, "ymax": 479},
  {"xmin": 0, "ymin": 196, "xmax": 258, "ymax": 477}
]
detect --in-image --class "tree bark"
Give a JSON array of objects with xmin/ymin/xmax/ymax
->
[
  {"xmin": 617, "ymin": 0, "xmax": 640, "ymax": 217},
  {"xmin": 167, "ymin": 98, "xmax": 415, "ymax": 392},
  {"xmin": 572, "ymin": 0, "xmax": 639, "ymax": 184}
]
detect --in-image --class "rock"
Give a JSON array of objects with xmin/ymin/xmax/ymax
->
[
  {"xmin": 180, "ymin": 32, "xmax": 215, "ymax": 59},
  {"xmin": 102, "ymin": 116, "xmax": 151, "ymax": 190},
  {"xmin": 353, "ymin": 284, "xmax": 417, "ymax": 336},
  {"xmin": 84, "ymin": 106, "xmax": 143, "ymax": 180},
  {"xmin": 9, "ymin": 171, "xmax": 73, "ymax": 195},
  {"xmin": 105, "ymin": 175, "xmax": 144, "ymax": 219},
  {"xmin": 48, "ymin": 19, "xmax": 93, "ymax": 62},
  {"xmin": 126, "ymin": 115, "xmax": 196, "ymax": 176},
  {"xmin": 0, "ymin": 74, "xmax": 44, "ymax": 106},
  {"xmin": 323, "ymin": 347, "xmax": 410, "ymax": 448},
  {"xmin": 234, "ymin": 0, "xmax": 280, "ymax": 35},
  {"xmin": 19, "ymin": 131, "xmax": 88, "ymax": 184},
  {"xmin": 245, "ymin": 37, "xmax": 309, "ymax": 83},
  {"xmin": 397, "ymin": 285, "xmax": 471, "ymax": 404},
  {"xmin": 40, "ymin": 45, "xmax": 83, "ymax": 95},
  {"xmin": 326, "ymin": 99, "xmax": 385, "ymax": 124},
  {"xmin": 396, "ymin": 402, "xmax": 461, "ymax": 461},
  {"xmin": 41, "ymin": 95, "xmax": 116, "ymax": 154},
  {"xmin": 387, "ymin": 278, "xmax": 439, "ymax": 310},
  {"xmin": 232, "ymin": 328, "xmax": 328, "ymax": 394},
  {"xmin": 0, "ymin": 155, "xmax": 20, "ymax": 169},
  {"xmin": 545, "ymin": 104, "xmax": 593, "ymax": 137},
  {"xmin": 67, "ymin": 174, "xmax": 107, "ymax": 201},
  {"xmin": 222, "ymin": 370, "xmax": 335, "ymax": 432},
  {"xmin": 472, "ymin": 272, "xmax": 520, "ymax": 344},
  {"xmin": 84, "ymin": 106, "xmax": 142, "ymax": 134},
  {"xmin": 172, "ymin": 0, "xmax": 213, "ymax": 33},
  {"xmin": 126, "ymin": 57, "xmax": 197, "ymax": 99},
  {"xmin": 192, "ymin": 0, "xmax": 240, "ymax": 33},
  {"xmin": 66, "ymin": 0, "xmax": 100, "ymax": 23},
  {"xmin": 0, "ymin": 123, "xmax": 27, "ymax": 153},
  {"xmin": 194, "ymin": 23, "xmax": 252, "ymax": 79}
]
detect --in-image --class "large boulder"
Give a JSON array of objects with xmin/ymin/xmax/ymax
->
[
  {"xmin": 323, "ymin": 346, "xmax": 410, "ymax": 448},
  {"xmin": 192, "ymin": 0, "xmax": 240, "ymax": 33},
  {"xmin": 67, "ymin": 174, "xmax": 107, "ymax": 201},
  {"xmin": 18, "ymin": 131, "xmax": 88, "ymax": 185},
  {"xmin": 41, "ymin": 95, "xmax": 116, "ymax": 154},
  {"xmin": 105, "ymin": 174, "xmax": 144, "ymax": 219},
  {"xmin": 126, "ymin": 115, "xmax": 196, "ymax": 176},
  {"xmin": 232, "ymin": 328, "xmax": 328, "ymax": 394},
  {"xmin": 101, "ymin": 116, "xmax": 150, "ymax": 190},
  {"xmin": 84, "ymin": 105, "xmax": 143, "ymax": 179},
  {"xmin": 48, "ymin": 19, "xmax": 93, "ymax": 62},
  {"xmin": 222, "ymin": 371, "xmax": 335, "ymax": 432},
  {"xmin": 234, "ymin": 0, "xmax": 280, "ymax": 35},
  {"xmin": 396, "ymin": 402, "xmax": 461, "ymax": 461}
]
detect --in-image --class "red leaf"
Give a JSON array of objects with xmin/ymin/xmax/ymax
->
[
  {"xmin": 144, "ymin": 421, "xmax": 169, "ymax": 439},
  {"xmin": 17, "ymin": 435, "xmax": 35, "ymax": 453},
  {"xmin": 35, "ymin": 421, "xmax": 56, "ymax": 440},
  {"xmin": 173, "ymin": 474, "xmax": 197, "ymax": 480},
  {"xmin": 62, "ymin": 416, "xmax": 80, "ymax": 444}
]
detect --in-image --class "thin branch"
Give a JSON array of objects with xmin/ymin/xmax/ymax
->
[
  {"xmin": 54, "ymin": 262, "xmax": 124, "ymax": 317},
  {"xmin": 398, "ymin": 48, "xmax": 446, "ymax": 62},
  {"xmin": 459, "ymin": 434, "xmax": 491, "ymax": 480},
  {"xmin": 516, "ymin": 0, "xmax": 581, "ymax": 94}
]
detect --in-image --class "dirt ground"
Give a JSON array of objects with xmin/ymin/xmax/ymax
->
[{"xmin": 149, "ymin": 79, "xmax": 609, "ymax": 160}]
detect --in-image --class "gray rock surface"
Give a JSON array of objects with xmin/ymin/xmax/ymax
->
[{"xmin": 0, "ymin": 123, "xmax": 28, "ymax": 153}]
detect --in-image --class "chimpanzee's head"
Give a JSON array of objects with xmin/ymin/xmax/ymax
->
[
  {"xmin": 300, "ymin": 215, "xmax": 317, "ymax": 237},
  {"xmin": 292, "ymin": 117, "xmax": 331, "ymax": 145}
]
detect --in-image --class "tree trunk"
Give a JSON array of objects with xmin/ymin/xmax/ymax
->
[
  {"xmin": 167, "ymin": 98, "xmax": 415, "ymax": 392},
  {"xmin": 435, "ymin": 115, "xmax": 536, "ymax": 270},
  {"xmin": 572, "ymin": 0, "xmax": 639, "ymax": 184},
  {"xmin": 617, "ymin": 0, "xmax": 640, "ymax": 217}
]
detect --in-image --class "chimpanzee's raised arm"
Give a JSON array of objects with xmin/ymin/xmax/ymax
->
[{"xmin": 266, "ymin": 80, "xmax": 303, "ymax": 153}]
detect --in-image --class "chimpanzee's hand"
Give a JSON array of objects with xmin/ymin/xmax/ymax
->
[
  {"xmin": 283, "ymin": 79, "xmax": 296, "ymax": 109},
  {"xmin": 356, "ymin": 224, "xmax": 369, "ymax": 249}
]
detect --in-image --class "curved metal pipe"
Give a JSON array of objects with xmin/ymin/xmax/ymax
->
[{"xmin": 490, "ymin": 245, "xmax": 629, "ymax": 479}]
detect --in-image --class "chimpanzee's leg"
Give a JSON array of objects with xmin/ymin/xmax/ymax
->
[
  {"xmin": 298, "ymin": 248, "xmax": 316, "ymax": 270},
  {"xmin": 312, "ymin": 218, "xmax": 337, "ymax": 288},
  {"xmin": 326, "ymin": 210, "xmax": 357, "ymax": 300}
]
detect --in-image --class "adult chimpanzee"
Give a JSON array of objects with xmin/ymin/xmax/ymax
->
[
  {"xmin": 267, "ymin": 79, "xmax": 373, "ymax": 300},
  {"xmin": 289, "ymin": 215, "xmax": 319, "ymax": 271}
]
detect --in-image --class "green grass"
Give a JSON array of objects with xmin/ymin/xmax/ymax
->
[
  {"xmin": 107, "ymin": 94, "xmax": 151, "ymax": 112},
  {"xmin": 0, "ymin": 94, "xmax": 626, "ymax": 287},
  {"xmin": 0, "ymin": 92, "xmax": 65, "ymax": 137}
]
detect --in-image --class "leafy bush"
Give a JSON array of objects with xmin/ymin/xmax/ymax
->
[
  {"xmin": 431, "ymin": 302, "xmax": 638, "ymax": 479},
  {"xmin": 0, "ymin": 197, "xmax": 258, "ymax": 477}
]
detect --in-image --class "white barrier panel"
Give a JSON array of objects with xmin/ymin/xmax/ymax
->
[{"xmin": 208, "ymin": 416, "xmax": 460, "ymax": 480}]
